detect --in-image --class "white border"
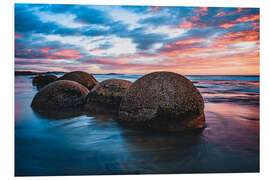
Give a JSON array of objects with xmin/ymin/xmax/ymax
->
[
  {"xmin": 2, "ymin": 0, "xmax": 269, "ymax": 180},
  {"xmin": 13, "ymin": 0, "xmax": 260, "ymax": 7}
]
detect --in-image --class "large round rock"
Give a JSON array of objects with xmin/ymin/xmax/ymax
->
[
  {"xmin": 85, "ymin": 79, "xmax": 132, "ymax": 113},
  {"xmin": 32, "ymin": 75, "xmax": 58, "ymax": 89},
  {"xmin": 58, "ymin": 71, "xmax": 98, "ymax": 90},
  {"xmin": 31, "ymin": 80, "xmax": 89, "ymax": 111},
  {"xmin": 118, "ymin": 71, "xmax": 205, "ymax": 132}
]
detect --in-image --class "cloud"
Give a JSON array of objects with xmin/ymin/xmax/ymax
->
[
  {"xmin": 15, "ymin": 4, "xmax": 79, "ymax": 36},
  {"xmin": 138, "ymin": 6, "xmax": 194, "ymax": 27},
  {"xmin": 15, "ymin": 34, "xmax": 84, "ymax": 60},
  {"xmin": 178, "ymin": 7, "xmax": 259, "ymax": 30},
  {"xmin": 15, "ymin": 47, "xmax": 83, "ymax": 60},
  {"xmin": 15, "ymin": 4, "xmax": 182, "ymax": 52},
  {"xmin": 119, "ymin": 27, "xmax": 167, "ymax": 50},
  {"xmin": 14, "ymin": 4, "xmax": 260, "ymax": 75},
  {"xmin": 147, "ymin": 6, "xmax": 162, "ymax": 12},
  {"xmin": 38, "ymin": 4, "xmax": 111, "ymax": 25}
]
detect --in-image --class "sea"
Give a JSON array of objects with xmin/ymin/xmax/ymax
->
[{"xmin": 15, "ymin": 74, "xmax": 259, "ymax": 176}]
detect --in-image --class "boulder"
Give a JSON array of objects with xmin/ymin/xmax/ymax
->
[
  {"xmin": 31, "ymin": 80, "xmax": 89, "ymax": 112},
  {"xmin": 32, "ymin": 75, "xmax": 58, "ymax": 89},
  {"xmin": 58, "ymin": 71, "xmax": 98, "ymax": 90},
  {"xmin": 118, "ymin": 71, "xmax": 205, "ymax": 132},
  {"xmin": 85, "ymin": 79, "xmax": 132, "ymax": 113},
  {"xmin": 33, "ymin": 108, "xmax": 84, "ymax": 120}
]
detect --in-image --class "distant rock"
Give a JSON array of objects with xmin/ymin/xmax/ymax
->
[
  {"xmin": 118, "ymin": 71, "xmax": 205, "ymax": 132},
  {"xmin": 31, "ymin": 80, "xmax": 89, "ymax": 112},
  {"xmin": 32, "ymin": 75, "xmax": 58, "ymax": 89},
  {"xmin": 93, "ymin": 73, "xmax": 124, "ymax": 75},
  {"xmin": 104, "ymin": 73, "xmax": 124, "ymax": 75},
  {"xmin": 15, "ymin": 71, "xmax": 41, "ymax": 76},
  {"xmin": 41, "ymin": 71, "xmax": 66, "ymax": 75},
  {"xmin": 85, "ymin": 79, "xmax": 132, "ymax": 113},
  {"xmin": 58, "ymin": 71, "xmax": 98, "ymax": 90}
]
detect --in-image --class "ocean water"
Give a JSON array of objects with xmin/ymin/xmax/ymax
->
[{"xmin": 15, "ymin": 74, "xmax": 259, "ymax": 176}]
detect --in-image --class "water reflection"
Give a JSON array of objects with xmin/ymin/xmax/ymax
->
[{"xmin": 15, "ymin": 74, "xmax": 259, "ymax": 176}]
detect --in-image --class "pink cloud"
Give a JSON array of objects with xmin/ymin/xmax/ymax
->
[
  {"xmin": 52, "ymin": 49, "xmax": 83, "ymax": 59},
  {"xmin": 40, "ymin": 48, "xmax": 52, "ymax": 54},
  {"xmin": 178, "ymin": 7, "xmax": 209, "ymax": 29},
  {"xmin": 26, "ymin": 48, "xmax": 32, "ymax": 52},
  {"xmin": 147, "ymin": 6, "xmax": 161, "ymax": 12},
  {"xmin": 195, "ymin": 7, "xmax": 208, "ymax": 13}
]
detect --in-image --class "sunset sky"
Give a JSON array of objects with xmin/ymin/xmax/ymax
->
[{"xmin": 15, "ymin": 4, "xmax": 259, "ymax": 75}]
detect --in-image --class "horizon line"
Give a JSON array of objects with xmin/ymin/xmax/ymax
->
[{"xmin": 14, "ymin": 70, "xmax": 260, "ymax": 76}]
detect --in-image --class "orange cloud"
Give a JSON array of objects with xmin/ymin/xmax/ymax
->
[
  {"xmin": 179, "ymin": 18, "xmax": 194, "ymax": 29},
  {"xmin": 159, "ymin": 27, "xmax": 259, "ymax": 65},
  {"xmin": 235, "ymin": 14, "xmax": 259, "ymax": 23},
  {"xmin": 179, "ymin": 18, "xmax": 206, "ymax": 29},
  {"xmin": 178, "ymin": 7, "xmax": 210, "ymax": 29},
  {"xmin": 218, "ymin": 30, "xmax": 259, "ymax": 44},
  {"xmin": 174, "ymin": 38, "xmax": 206, "ymax": 46},
  {"xmin": 217, "ymin": 13, "xmax": 259, "ymax": 29},
  {"xmin": 219, "ymin": 23, "xmax": 237, "ymax": 29}
]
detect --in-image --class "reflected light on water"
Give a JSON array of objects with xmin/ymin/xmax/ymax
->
[{"xmin": 15, "ymin": 74, "xmax": 259, "ymax": 175}]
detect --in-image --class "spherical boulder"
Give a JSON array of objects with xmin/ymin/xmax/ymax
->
[
  {"xmin": 118, "ymin": 71, "xmax": 205, "ymax": 132},
  {"xmin": 32, "ymin": 75, "xmax": 58, "ymax": 89},
  {"xmin": 31, "ymin": 80, "xmax": 89, "ymax": 112},
  {"xmin": 58, "ymin": 71, "xmax": 98, "ymax": 90},
  {"xmin": 85, "ymin": 79, "xmax": 132, "ymax": 113}
]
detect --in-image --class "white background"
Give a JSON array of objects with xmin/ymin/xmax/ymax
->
[{"xmin": 1, "ymin": 0, "xmax": 269, "ymax": 179}]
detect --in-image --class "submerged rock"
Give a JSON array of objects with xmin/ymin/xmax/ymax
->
[
  {"xmin": 118, "ymin": 71, "xmax": 205, "ymax": 132},
  {"xmin": 31, "ymin": 80, "xmax": 89, "ymax": 112},
  {"xmin": 32, "ymin": 75, "xmax": 58, "ymax": 89},
  {"xmin": 85, "ymin": 79, "xmax": 132, "ymax": 113},
  {"xmin": 58, "ymin": 71, "xmax": 98, "ymax": 90}
]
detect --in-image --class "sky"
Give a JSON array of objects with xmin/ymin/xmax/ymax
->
[{"xmin": 14, "ymin": 4, "xmax": 259, "ymax": 75}]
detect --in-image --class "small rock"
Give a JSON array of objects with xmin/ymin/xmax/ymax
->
[{"xmin": 32, "ymin": 75, "xmax": 58, "ymax": 89}]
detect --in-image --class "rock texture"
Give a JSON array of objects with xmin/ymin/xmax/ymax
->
[
  {"xmin": 118, "ymin": 71, "xmax": 205, "ymax": 132},
  {"xmin": 85, "ymin": 79, "xmax": 132, "ymax": 113},
  {"xmin": 31, "ymin": 80, "xmax": 89, "ymax": 112},
  {"xmin": 33, "ymin": 108, "xmax": 84, "ymax": 120},
  {"xmin": 32, "ymin": 75, "xmax": 58, "ymax": 89},
  {"xmin": 58, "ymin": 71, "xmax": 98, "ymax": 90}
]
